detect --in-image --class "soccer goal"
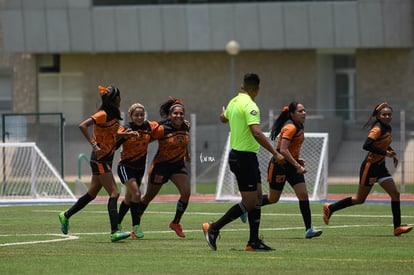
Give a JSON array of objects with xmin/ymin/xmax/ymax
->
[
  {"xmin": 0, "ymin": 142, "xmax": 76, "ymax": 204},
  {"xmin": 216, "ymin": 132, "xmax": 329, "ymax": 201}
]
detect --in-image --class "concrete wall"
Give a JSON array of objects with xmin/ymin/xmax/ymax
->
[{"xmin": 60, "ymin": 51, "xmax": 318, "ymax": 125}]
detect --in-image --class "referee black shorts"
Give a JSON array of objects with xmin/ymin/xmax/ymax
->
[{"xmin": 228, "ymin": 149, "xmax": 261, "ymax": 192}]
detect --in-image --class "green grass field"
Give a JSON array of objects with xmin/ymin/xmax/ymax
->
[
  {"xmin": 1, "ymin": 199, "xmax": 413, "ymax": 275},
  {"xmin": 68, "ymin": 181, "xmax": 414, "ymax": 196}
]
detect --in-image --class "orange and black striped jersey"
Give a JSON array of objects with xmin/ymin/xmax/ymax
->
[
  {"xmin": 363, "ymin": 122, "xmax": 392, "ymax": 163},
  {"xmin": 117, "ymin": 121, "xmax": 163, "ymax": 168},
  {"xmin": 91, "ymin": 110, "xmax": 120, "ymax": 160},
  {"xmin": 277, "ymin": 120, "xmax": 304, "ymax": 159},
  {"xmin": 152, "ymin": 119, "xmax": 190, "ymax": 164}
]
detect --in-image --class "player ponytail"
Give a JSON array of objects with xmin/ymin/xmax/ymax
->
[
  {"xmin": 159, "ymin": 96, "xmax": 185, "ymax": 119},
  {"xmin": 98, "ymin": 85, "xmax": 122, "ymax": 120},
  {"xmin": 270, "ymin": 101, "xmax": 298, "ymax": 141}
]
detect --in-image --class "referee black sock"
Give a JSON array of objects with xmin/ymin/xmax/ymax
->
[
  {"xmin": 248, "ymin": 205, "xmax": 261, "ymax": 242},
  {"xmin": 212, "ymin": 203, "xmax": 245, "ymax": 231}
]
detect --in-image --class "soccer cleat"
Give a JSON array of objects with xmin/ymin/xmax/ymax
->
[
  {"xmin": 245, "ymin": 240, "xmax": 275, "ymax": 251},
  {"xmin": 240, "ymin": 212, "xmax": 247, "ymax": 223},
  {"xmin": 58, "ymin": 212, "xmax": 69, "ymax": 235},
  {"xmin": 110, "ymin": 230, "xmax": 131, "ymax": 242},
  {"xmin": 323, "ymin": 203, "xmax": 331, "ymax": 225},
  {"xmin": 202, "ymin": 222, "xmax": 219, "ymax": 251},
  {"xmin": 130, "ymin": 225, "xmax": 144, "ymax": 239},
  {"xmin": 169, "ymin": 222, "xmax": 185, "ymax": 238},
  {"xmin": 305, "ymin": 227, "xmax": 323, "ymax": 239},
  {"xmin": 394, "ymin": 225, "xmax": 413, "ymax": 236}
]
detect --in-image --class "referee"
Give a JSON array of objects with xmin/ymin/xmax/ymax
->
[{"xmin": 203, "ymin": 73, "xmax": 284, "ymax": 251}]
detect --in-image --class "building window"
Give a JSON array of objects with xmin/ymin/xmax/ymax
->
[
  {"xmin": 93, "ymin": 0, "xmax": 353, "ymax": 6},
  {"xmin": 38, "ymin": 73, "xmax": 84, "ymax": 125},
  {"xmin": 334, "ymin": 55, "xmax": 356, "ymax": 122},
  {"xmin": 0, "ymin": 72, "xmax": 12, "ymax": 113},
  {"xmin": 38, "ymin": 54, "xmax": 60, "ymax": 73}
]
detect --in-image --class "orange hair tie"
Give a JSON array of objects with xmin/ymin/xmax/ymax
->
[
  {"xmin": 375, "ymin": 102, "xmax": 388, "ymax": 111},
  {"xmin": 282, "ymin": 106, "xmax": 289, "ymax": 112},
  {"xmin": 168, "ymin": 96, "xmax": 184, "ymax": 105},
  {"xmin": 98, "ymin": 85, "xmax": 109, "ymax": 96}
]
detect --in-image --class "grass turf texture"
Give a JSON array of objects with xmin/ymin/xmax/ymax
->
[
  {"xmin": 65, "ymin": 181, "xmax": 414, "ymax": 196},
  {"xmin": 0, "ymin": 201, "xmax": 413, "ymax": 274}
]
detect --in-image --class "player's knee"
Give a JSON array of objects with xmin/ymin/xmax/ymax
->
[
  {"xmin": 353, "ymin": 198, "xmax": 365, "ymax": 205},
  {"xmin": 110, "ymin": 191, "xmax": 120, "ymax": 199},
  {"xmin": 390, "ymin": 191, "xmax": 400, "ymax": 201},
  {"xmin": 268, "ymin": 193, "xmax": 281, "ymax": 204},
  {"xmin": 268, "ymin": 197, "xmax": 279, "ymax": 204}
]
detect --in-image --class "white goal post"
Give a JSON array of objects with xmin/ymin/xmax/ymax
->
[
  {"xmin": 0, "ymin": 142, "xmax": 76, "ymax": 204},
  {"xmin": 216, "ymin": 132, "xmax": 329, "ymax": 201}
]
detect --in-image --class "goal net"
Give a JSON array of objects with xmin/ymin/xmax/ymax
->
[
  {"xmin": 216, "ymin": 132, "xmax": 328, "ymax": 201},
  {"xmin": 0, "ymin": 142, "xmax": 76, "ymax": 204}
]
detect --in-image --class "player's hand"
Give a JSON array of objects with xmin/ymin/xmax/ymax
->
[
  {"xmin": 296, "ymin": 165, "xmax": 306, "ymax": 174},
  {"xmin": 220, "ymin": 106, "xmax": 228, "ymax": 123},
  {"xmin": 386, "ymin": 150, "xmax": 396, "ymax": 158},
  {"xmin": 297, "ymin": 158, "xmax": 305, "ymax": 167},
  {"xmin": 92, "ymin": 144, "xmax": 101, "ymax": 155},
  {"xmin": 125, "ymin": 129, "xmax": 139, "ymax": 138},
  {"xmin": 273, "ymin": 152, "xmax": 284, "ymax": 164},
  {"xmin": 393, "ymin": 155, "xmax": 399, "ymax": 168}
]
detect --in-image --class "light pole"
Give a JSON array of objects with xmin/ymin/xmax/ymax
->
[{"xmin": 225, "ymin": 40, "xmax": 240, "ymax": 98}]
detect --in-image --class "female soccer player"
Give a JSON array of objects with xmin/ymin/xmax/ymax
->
[
  {"xmin": 116, "ymin": 103, "xmax": 162, "ymax": 239},
  {"xmin": 263, "ymin": 102, "xmax": 322, "ymax": 239},
  {"xmin": 58, "ymin": 85, "xmax": 134, "ymax": 242},
  {"xmin": 136, "ymin": 97, "xmax": 191, "ymax": 238},
  {"xmin": 323, "ymin": 102, "xmax": 412, "ymax": 236}
]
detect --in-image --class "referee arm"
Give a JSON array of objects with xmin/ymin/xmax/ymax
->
[
  {"xmin": 250, "ymin": 124, "xmax": 283, "ymax": 162},
  {"xmin": 220, "ymin": 106, "xmax": 228, "ymax": 123}
]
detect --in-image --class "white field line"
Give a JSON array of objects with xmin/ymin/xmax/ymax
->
[
  {"xmin": 2, "ymin": 209, "xmax": 411, "ymax": 247},
  {"xmin": 36, "ymin": 209, "xmax": 414, "ymax": 219},
  {"xmin": 0, "ymin": 234, "xmax": 78, "ymax": 247},
  {"xmin": 0, "ymin": 224, "xmax": 393, "ymax": 247}
]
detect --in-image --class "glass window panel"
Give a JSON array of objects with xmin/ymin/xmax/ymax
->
[
  {"xmin": 39, "ymin": 73, "xmax": 84, "ymax": 125},
  {"xmin": 39, "ymin": 75, "xmax": 60, "ymax": 98}
]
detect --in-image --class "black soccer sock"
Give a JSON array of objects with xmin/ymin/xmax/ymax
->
[
  {"xmin": 172, "ymin": 200, "xmax": 188, "ymax": 224},
  {"xmin": 299, "ymin": 199, "xmax": 312, "ymax": 230},
  {"xmin": 248, "ymin": 205, "xmax": 261, "ymax": 242},
  {"xmin": 136, "ymin": 201, "xmax": 148, "ymax": 224},
  {"xmin": 391, "ymin": 201, "xmax": 401, "ymax": 228},
  {"xmin": 330, "ymin": 197, "xmax": 353, "ymax": 213},
  {"xmin": 262, "ymin": 194, "xmax": 270, "ymax": 206},
  {"xmin": 212, "ymin": 203, "xmax": 245, "ymax": 231},
  {"xmin": 130, "ymin": 202, "xmax": 140, "ymax": 226},
  {"xmin": 65, "ymin": 193, "xmax": 93, "ymax": 219},
  {"xmin": 118, "ymin": 200, "xmax": 130, "ymax": 225},
  {"xmin": 108, "ymin": 197, "xmax": 119, "ymax": 234}
]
